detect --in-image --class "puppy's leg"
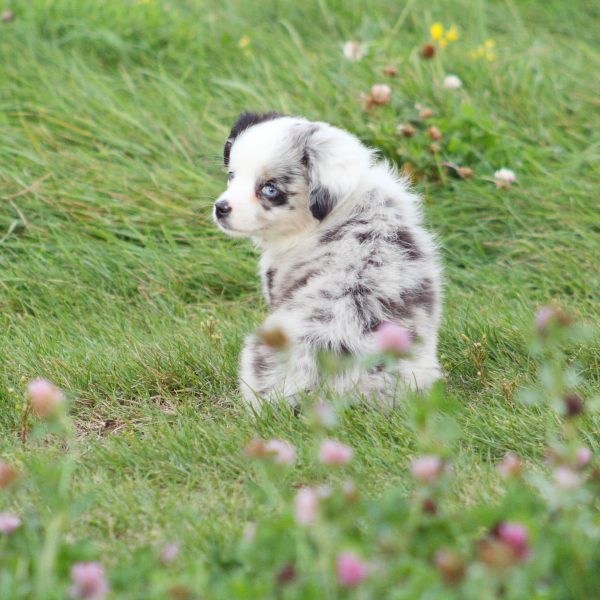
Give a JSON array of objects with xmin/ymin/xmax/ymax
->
[{"xmin": 239, "ymin": 334, "xmax": 318, "ymax": 409}]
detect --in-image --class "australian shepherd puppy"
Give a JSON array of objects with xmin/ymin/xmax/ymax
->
[{"xmin": 213, "ymin": 111, "xmax": 442, "ymax": 408}]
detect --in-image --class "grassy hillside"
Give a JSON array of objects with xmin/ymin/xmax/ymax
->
[{"xmin": 1, "ymin": 0, "xmax": 599, "ymax": 597}]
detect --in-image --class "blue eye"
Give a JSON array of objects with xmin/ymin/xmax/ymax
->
[
  {"xmin": 227, "ymin": 172, "xmax": 234, "ymax": 182},
  {"xmin": 262, "ymin": 184, "xmax": 278, "ymax": 198}
]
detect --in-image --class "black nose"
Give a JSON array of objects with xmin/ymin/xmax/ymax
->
[{"xmin": 214, "ymin": 199, "xmax": 232, "ymax": 219}]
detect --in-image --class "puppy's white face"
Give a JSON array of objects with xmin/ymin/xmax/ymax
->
[
  {"xmin": 214, "ymin": 115, "xmax": 313, "ymax": 239},
  {"xmin": 213, "ymin": 112, "xmax": 373, "ymax": 241}
]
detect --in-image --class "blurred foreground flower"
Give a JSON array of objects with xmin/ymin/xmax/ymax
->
[
  {"xmin": 479, "ymin": 522, "xmax": 530, "ymax": 568},
  {"xmin": 245, "ymin": 438, "xmax": 296, "ymax": 465},
  {"xmin": 435, "ymin": 549, "xmax": 466, "ymax": 585},
  {"xmin": 27, "ymin": 378, "xmax": 65, "ymax": 418},
  {"xmin": 343, "ymin": 41, "xmax": 367, "ymax": 62},
  {"xmin": 534, "ymin": 305, "xmax": 571, "ymax": 335},
  {"xmin": 258, "ymin": 326, "xmax": 289, "ymax": 350},
  {"xmin": 294, "ymin": 487, "xmax": 319, "ymax": 525},
  {"xmin": 160, "ymin": 543, "xmax": 180, "ymax": 565},
  {"xmin": 265, "ymin": 440, "xmax": 296, "ymax": 465},
  {"xmin": 375, "ymin": 322, "xmax": 412, "ymax": 355},
  {"xmin": 443, "ymin": 74, "xmax": 462, "ymax": 89},
  {"xmin": 496, "ymin": 522, "xmax": 530, "ymax": 560},
  {"xmin": 69, "ymin": 563, "xmax": 109, "ymax": 600},
  {"xmin": 312, "ymin": 401, "xmax": 338, "ymax": 429},
  {"xmin": 575, "ymin": 447, "xmax": 592, "ymax": 469},
  {"xmin": 493, "ymin": 168, "xmax": 517, "ymax": 187},
  {"xmin": 411, "ymin": 455, "xmax": 444, "ymax": 484},
  {"xmin": 0, "ymin": 461, "xmax": 19, "ymax": 488},
  {"xmin": 553, "ymin": 466, "xmax": 581, "ymax": 490},
  {"xmin": 275, "ymin": 563, "xmax": 296, "ymax": 585},
  {"xmin": 0, "ymin": 513, "xmax": 21, "ymax": 535},
  {"xmin": 497, "ymin": 452, "xmax": 522, "ymax": 479},
  {"xmin": 1, "ymin": 9, "xmax": 14, "ymax": 23},
  {"xmin": 563, "ymin": 392, "xmax": 584, "ymax": 418},
  {"xmin": 336, "ymin": 552, "xmax": 369, "ymax": 587},
  {"xmin": 319, "ymin": 440, "xmax": 354, "ymax": 465}
]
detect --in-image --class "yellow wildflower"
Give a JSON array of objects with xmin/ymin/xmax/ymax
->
[
  {"xmin": 470, "ymin": 39, "xmax": 498, "ymax": 61},
  {"xmin": 239, "ymin": 36, "xmax": 251, "ymax": 49},
  {"xmin": 430, "ymin": 23, "xmax": 444, "ymax": 41},
  {"xmin": 446, "ymin": 25, "xmax": 460, "ymax": 42},
  {"xmin": 439, "ymin": 38, "xmax": 449, "ymax": 49}
]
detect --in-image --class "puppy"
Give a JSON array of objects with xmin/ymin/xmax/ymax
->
[{"xmin": 214, "ymin": 112, "xmax": 442, "ymax": 408}]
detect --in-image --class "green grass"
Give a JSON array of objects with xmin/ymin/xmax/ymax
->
[{"xmin": 1, "ymin": 0, "xmax": 599, "ymax": 595}]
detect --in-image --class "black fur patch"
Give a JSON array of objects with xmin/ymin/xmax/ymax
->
[
  {"xmin": 320, "ymin": 217, "xmax": 370, "ymax": 243},
  {"xmin": 404, "ymin": 278, "xmax": 435, "ymax": 313},
  {"xmin": 252, "ymin": 342, "xmax": 271, "ymax": 383},
  {"xmin": 275, "ymin": 269, "xmax": 319, "ymax": 307},
  {"xmin": 223, "ymin": 111, "xmax": 282, "ymax": 166},
  {"xmin": 309, "ymin": 308, "xmax": 334, "ymax": 322},
  {"xmin": 355, "ymin": 230, "xmax": 376, "ymax": 243},
  {"xmin": 387, "ymin": 228, "xmax": 422, "ymax": 260},
  {"xmin": 309, "ymin": 185, "xmax": 337, "ymax": 221},
  {"xmin": 379, "ymin": 278, "xmax": 435, "ymax": 321},
  {"xmin": 343, "ymin": 282, "xmax": 380, "ymax": 333},
  {"xmin": 266, "ymin": 268, "xmax": 276, "ymax": 304}
]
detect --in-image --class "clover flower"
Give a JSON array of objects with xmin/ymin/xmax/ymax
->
[
  {"xmin": 435, "ymin": 549, "xmax": 466, "ymax": 585},
  {"xmin": 318, "ymin": 440, "xmax": 354, "ymax": 465},
  {"xmin": 496, "ymin": 522, "xmax": 530, "ymax": 560},
  {"xmin": 312, "ymin": 401, "xmax": 338, "ymax": 429},
  {"xmin": 0, "ymin": 461, "xmax": 19, "ymax": 489},
  {"xmin": 375, "ymin": 322, "xmax": 412, "ymax": 355},
  {"xmin": 343, "ymin": 41, "xmax": 367, "ymax": 62},
  {"xmin": 160, "ymin": 543, "xmax": 180, "ymax": 564},
  {"xmin": 264, "ymin": 440, "xmax": 297, "ymax": 465},
  {"xmin": 553, "ymin": 466, "xmax": 581, "ymax": 490},
  {"xmin": 69, "ymin": 563, "xmax": 109, "ymax": 600},
  {"xmin": 336, "ymin": 552, "xmax": 369, "ymax": 587},
  {"xmin": 443, "ymin": 74, "xmax": 462, "ymax": 89},
  {"xmin": 370, "ymin": 84, "xmax": 391, "ymax": 105},
  {"xmin": 0, "ymin": 513, "xmax": 21, "ymax": 535},
  {"xmin": 410, "ymin": 455, "xmax": 444, "ymax": 484},
  {"xmin": 397, "ymin": 123, "xmax": 416, "ymax": 138},
  {"xmin": 27, "ymin": 378, "xmax": 65, "ymax": 418},
  {"xmin": 497, "ymin": 452, "xmax": 522, "ymax": 479},
  {"xmin": 294, "ymin": 487, "xmax": 319, "ymax": 526},
  {"xmin": 493, "ymin": 168, "xmax": 517, "ymax": 188},
  {"xmin": 427, "ymin": 126, "xmax": 443, "ymax": 141},
  {"xmin": 244, "ymin": 439, "xmax": 297, "ymax": 465},
  {"xmin": 575, "ymin": 447, "xmax": 592, "ymax": 469}
]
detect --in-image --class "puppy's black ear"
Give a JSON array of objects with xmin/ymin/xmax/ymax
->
[
  {"xmin": 302, "ymin": 123, "xmax": 369, "ymax": 221},
  {"xmin": 224, "ymin": 111, "xmax": 283, "ymax": 167}
]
